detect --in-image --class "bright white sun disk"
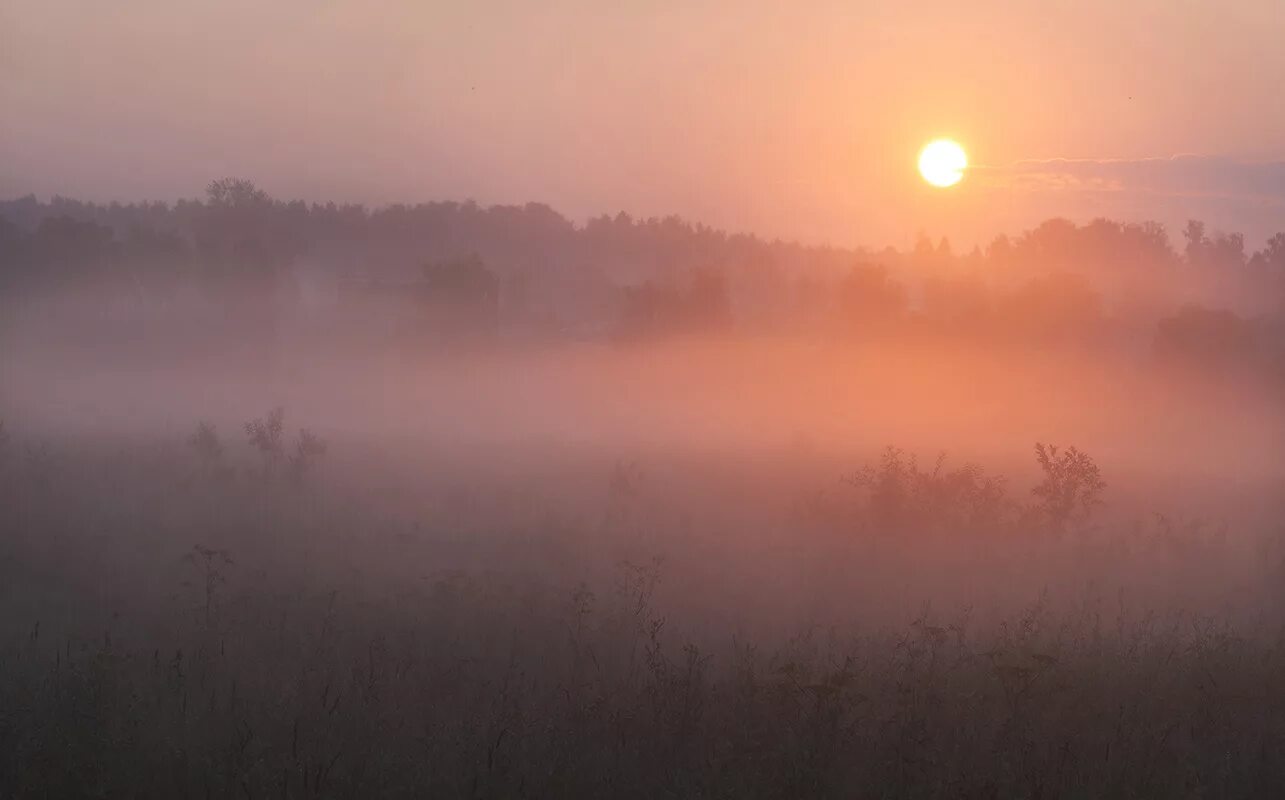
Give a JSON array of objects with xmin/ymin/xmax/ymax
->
[{"xmin": 919, "ymin": 139, "xmax": 967, "ymax": 187}]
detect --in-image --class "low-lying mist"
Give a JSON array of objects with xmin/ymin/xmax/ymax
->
[
  {"xmin": 4, "ymin": 327, "xmax": 1285, "ymax": 796},
  {"xmin": 5, "ymin": 327, "xmax": 1282, "ymax": 627}
]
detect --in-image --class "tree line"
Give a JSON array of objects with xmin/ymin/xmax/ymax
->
[{"xmin": 1, "ymin": 179, "xmax": 1282, "ymax": 373}]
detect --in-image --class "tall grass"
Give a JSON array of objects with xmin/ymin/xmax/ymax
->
[{"xmin": 0, "ymin": 420, "xmax": 1281, "ymax": 798}]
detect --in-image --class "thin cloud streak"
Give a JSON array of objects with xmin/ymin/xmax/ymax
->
[{"xmin": 972, "ymin": 155, "xmax": 1285, "ymax": 204}]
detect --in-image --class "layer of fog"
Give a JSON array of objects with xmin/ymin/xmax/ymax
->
[{"xmin": 3, "ymin": 322, "xmax": 1282, "ymax": 645}]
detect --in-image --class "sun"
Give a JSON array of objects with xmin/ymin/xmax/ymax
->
[{"xmin": 918, "ymin": 139, "xmax": 967, "ymax": 188}]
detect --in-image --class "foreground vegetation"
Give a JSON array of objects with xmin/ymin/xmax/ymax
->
[{"xmin": 1, "ymin": 417, "xmax": 1282, "ymax": 798}]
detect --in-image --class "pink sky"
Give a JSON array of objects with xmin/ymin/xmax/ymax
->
[{"xmin": 3, "ymin": 0, "xmax": 1284, "ymax": 249}]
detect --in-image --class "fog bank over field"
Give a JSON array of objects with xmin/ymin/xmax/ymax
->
[{"xmin": 6, "ymin": 332, "xmax": 1281, "ymax": 520}]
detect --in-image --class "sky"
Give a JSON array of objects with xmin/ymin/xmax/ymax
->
[{"xmin": 3, "ymin": 0, "xmax": 1285, "ymax": 250}]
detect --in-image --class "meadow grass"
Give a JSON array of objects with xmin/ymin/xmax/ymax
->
[{"xmin": 0, "ymin": 421, "xmax": 1282, "ymax": 798}]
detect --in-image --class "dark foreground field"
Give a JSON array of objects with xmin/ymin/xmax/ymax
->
[{"xmin": 2, "ymin": 412, "xmax": 1284, "ymax": 799}]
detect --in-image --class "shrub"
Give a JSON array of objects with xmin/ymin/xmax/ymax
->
[
  {"xmin": 847, "ymin": 447, "xmax": 1009, "ymax": 537},
  {"xmin": 286, "ymin": 427, "xmax": 328, "ymax": 484},
  {"xmin": 1031, "ymin": 442, "xmax": 1105, "ymax": 535},
  {"xmin": 244, "ymin": 407, "xmax": 286, "ymax": 476},
  {"xmin": 188, "ymin": 420, "xmax": 223, "ymax": 466}
]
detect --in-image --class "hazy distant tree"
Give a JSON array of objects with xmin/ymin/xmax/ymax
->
[
  {"xmin": 1015, "ymin": 218, "xmax": 1079, "ymax": 270},
  {"xmin": 1257, "ymin": 233, "xmax": 1285, "ymax": 269},
  {"xmin": 1001, "ymin": 272, "xmax": 1102, "ymax": 341},
  {"xmin": 986, "ymin": 234, "xmax": 1014, "ymax": 265},
  {"xmin": 28, "ymin": 215, "xmax": 117, "ymax": 287},
  {"xmin": 0, "ymin": 217, "xmax": 28, "ymax": 293},
  {"xmin": 1183, "ymin": 220, "xmax": 1208, "ymax": 265},
  {"xmin": 1248, "ymin": 233, "xmax": 1285, "ymax": 308},
  {"xmin": 205, "ymin": 178, "xmax": 270, "ymax": 209},
  {"xmin": 192, "ymin": 178, "xmax": 297, "ymax": 356},
  {"xmin": 1208, "ymin": 231, "xmax": 1246, "ymax": 269},
  {"xmin": 836, "ymin": 263, "xmax": 907, "ymax": 330},
  {"xmin": 923, "ymin": 273, "xmax": 993, "ymax": 332},
  {"xmin": 685, "ymin": 266, "xmax": 730, "ymax": 330},
  {"xmin": 1129, "ymin": 220, "xmax": 1174, "ymax": 263},
  {"xmin": 1153, "ymin": 305, "xmax": 1258, "ymax": 368},
  {"xmin": 118, "ymin": 225, "xmax": 191, "ymax": 299},
  {"xmin": 913, "ymin": 233, "xmax": 936, "ymax": 262},
  {"xmin": 617, "ymin": 281, "xmax": 679, "ymax": 339},
  {"xmin": 195, "ymin": 178, "xmax": 279, "ymax": 273},
  {"xmin": 1182, "ymin": 221, "xmax": 1245, "ymax": 269},
  {"xmin": 421, "ymin": 253, "xmax": 497, "ymax": 296},
  {"xmin": 417, "ymin": 254, "xmax": 500, "ymax": 338},
  {"xmin": 616, "ymin": 267, "xmax": 729, "ymax": 339}
]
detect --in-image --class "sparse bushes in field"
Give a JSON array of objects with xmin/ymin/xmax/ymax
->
[
  {"xmin": 239, "ymin": 407, "xmax": 327, "ymax": 484},
  {"xmin": 847, "ymin": 447, "xmax": 1010, "ymax": 537},
  {"xmin": 847, "ymin": 443, "xmax": 1106, "ymax": 538},
  {"xmin": 244, "ymin": 406, "xmax": 286, "ymax": 475},
  {"xmin": 286, "ymin": 427, "xmax": 327, "ymax": 483},
  {"xmin": 5, "ymin": 433, "xmax": 1274, "ymax": 799},
  {"xmin": 188, "ymin": 420, "xmax": 223, "ymax": 468}
]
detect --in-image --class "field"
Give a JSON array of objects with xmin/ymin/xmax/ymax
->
[{"xmin": 2, "ymin": 340, "xmax": 1283, "ymax": 799}]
